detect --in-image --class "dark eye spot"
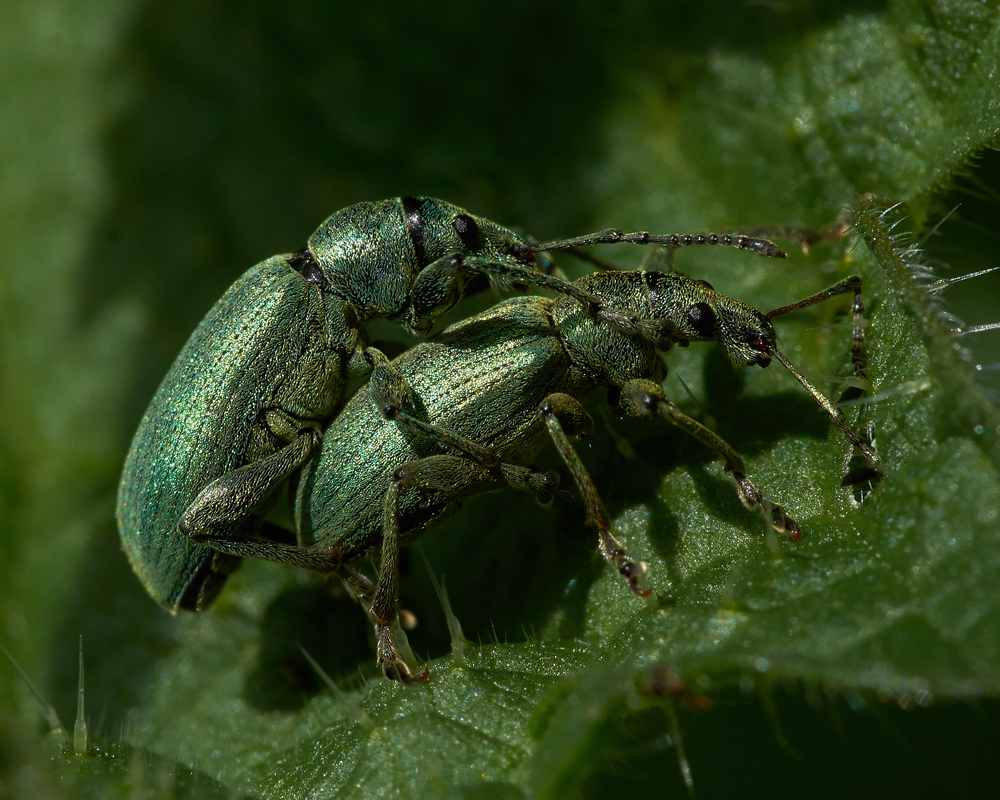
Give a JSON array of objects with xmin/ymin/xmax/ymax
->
[
  {"xmin": 402, "ymin": 196, "xmax": 429, "ymax": 268},
  {"xmin": 452, "ymin": 214, "xmax": 480, "ymax": 252},
  {"xmin": 686, "ymin": 302, "xmax": 716, "ymax": 337}
]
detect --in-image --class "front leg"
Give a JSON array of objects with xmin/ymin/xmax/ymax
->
[
  {"xmin": 369, "ymin": 472, "xmax": 428, "ymax": 684},
  {"xmin": 371, "ymin": 454, "xmax": 561, "ymax": 682},
  {"xmin": 616, "ymin": 379, "xmax": 801, "ymax": 540},
  {"xmin": 538, "ymin": 393, "xmax": 650, "ymax": 597}
]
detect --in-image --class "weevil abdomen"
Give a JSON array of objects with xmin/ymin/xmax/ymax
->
[{"xmin": 117, "ymin": 256, "xmax": 341, "ymax": 611}]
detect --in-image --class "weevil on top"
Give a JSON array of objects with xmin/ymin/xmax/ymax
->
[
  {"xmin": 169, "ymin": 215, "xmax": 880, "ymax": 683},
  {"xmin": 116, "ymin": 197, "xmax": 799, "ymax": 617}
]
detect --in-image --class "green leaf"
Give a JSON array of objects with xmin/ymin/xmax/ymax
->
[{"xmin": 2, "ymin": 1, "xmax": 1000, "ymax": 798}]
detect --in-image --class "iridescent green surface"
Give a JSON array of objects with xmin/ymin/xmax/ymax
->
[{"xmin": 116, "ymin": 196, "xmax": 550, "ymax": 613}]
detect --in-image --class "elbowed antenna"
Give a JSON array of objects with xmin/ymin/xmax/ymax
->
[{"xmin": 532, "ymin": 229, "xmax": 787, "ymax": 259}]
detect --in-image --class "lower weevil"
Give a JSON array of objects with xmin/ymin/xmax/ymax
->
[{"xmin": 183, "ymin": 246, "xmax": 879, "ymax": 682}]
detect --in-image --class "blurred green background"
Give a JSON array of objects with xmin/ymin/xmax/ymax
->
[{"xmin": 2, "ymin": 1, "xmax": 1000, "ymax": 797}]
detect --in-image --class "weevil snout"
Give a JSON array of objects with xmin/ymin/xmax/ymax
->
[
  {"xmin": 742, "ymin": 327, "xmax": 774, "ymax": 368},
  {"xmin": 714, "ymin": 307, "xmax": 778, "ymax": 369}
]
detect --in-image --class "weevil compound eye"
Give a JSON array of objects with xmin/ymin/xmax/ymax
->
[
  {"xmin": 451, "ymin": 214, "xmax": 481, "ymax": 252},
  {"xmin": 686, "ymin": 302, "xmax": 717, "ymax": 337}
]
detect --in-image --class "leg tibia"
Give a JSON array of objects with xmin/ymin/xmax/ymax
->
[
  {"xmin": 369, "ymin": 475, "xmax": 429, "ymax": 683},
  {"xmin": 617, "ymin": 379, "xmax": 801, "ymax": 541},
  {"xmin": 181, "ymin": 532, "xmax": 344, "ymax": 572},
  {"xmin": 181, "ymin": 424, "xmax": 321, "ymax": 538},
  {"xmin": 538, "ymin": 393, "xmax": 650, "ymax": 597}
]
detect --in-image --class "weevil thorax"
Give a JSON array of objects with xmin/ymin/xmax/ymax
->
[
  {"xmin": 551, "ymin": 271, "xmax": 668, "ymax": 386},
  {"xmin": 305, "ymin": 196, "xmax": 537, "ymax": 335},
  {"xmin": 643, "ymin": 271, "xmax": 778, "ymax": 369}
]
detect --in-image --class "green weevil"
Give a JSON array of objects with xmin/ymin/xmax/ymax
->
[
  {"xmin": 117, "ymin": 196, "xmax": 787, "ymax": 615},
  {"xmin": 183, "ymin": 249, "xmax": 878, "ymax": 682}
]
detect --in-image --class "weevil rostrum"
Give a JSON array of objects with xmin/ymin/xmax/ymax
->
[
  {"xmin": 116, "ymin": 196, "xmax": 791, "ymax": 618},
  {"xmin": 180, "ymin": 240, "xmax": 880, "ymax": 682}
]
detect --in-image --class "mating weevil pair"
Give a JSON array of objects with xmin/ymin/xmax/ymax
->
[{"xmin": 117, "ymin": 198, "xmax": 879, "ymax": 683}]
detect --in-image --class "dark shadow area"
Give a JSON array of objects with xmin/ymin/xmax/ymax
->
[
  {"xmin": 685, "ymin": 462, "xmax": 763, "ymax": 529},
  {"xmin": 641, "ymin": 500, "xmax": 683, "ymax": 606},
  {"xmin": 401, "ymin": 487, "xmax": 600, "ymax": 658},
  {"xmin": 243, "ymin": 584, "xmax": 371, "ymax": 712},
  {"xmin": 586, "ymin": 686, "xmax": 1000, "ymax": 799},
  {"xmin": 702, "ymin": 347, "xmax": 832, "ymax": 451}
]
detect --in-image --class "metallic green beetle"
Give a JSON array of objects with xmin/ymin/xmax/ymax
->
[
  {"xmin": 183, "ymin": 259, "xmax": 877, "ymax": 682},
  {"xmin": 117, "ymin": 196, "xmax": 785, "ymax": 615}
]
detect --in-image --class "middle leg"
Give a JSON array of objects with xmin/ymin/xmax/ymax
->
[
  {"xmin": 369, "ymin": 453, "xmax": 562, "ymax": 682},
  {"xmin": 538, "ymin": 393, "xmax": 651, "ymax": 597},
  {"xmin": 616, "ymin": 379, "xmax": 801, "ymax": 541}
]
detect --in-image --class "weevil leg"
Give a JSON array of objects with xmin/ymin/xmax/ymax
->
[
  {"xmin": 370, "ymin": 454, "xmax": 562, "ymax": 682},
  {"xmin": 767, "ymin": 275, "xmax": 883, "ymax": 490},
  {"xmin": 617, "ymin": 379, "xmax": 802, "ymax": 541},
  {"xmin": 180, "ymin": 418, "xmax": 322, "ymax": 540},
  {"xmin": 179, "ymin": 415, "xmax": 359, "ymax": 573},
  {"xmin": 370, "ymin": 458, "xmax": 493, "ymax": 684},
  {"xmin": 370, "ymin": 473, "xmax": 428, "ymax": 683},
  {"xmin": 389, "ymin": 454, "xmax": 562, "ymax": 506},
  {"xmin": 538, "ymin": 393, "xmax": 650, "ymax": 597},
  {"xmin": 179, "ymin": 530, "xmax": 344, "ymax": 573}
]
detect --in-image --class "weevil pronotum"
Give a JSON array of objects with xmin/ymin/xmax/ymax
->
[
  {"xmin": 181, "ymin": 242, "xmax": 879, "ymax": 682},
  {"xmin": 116, "ymin": 197, "xmax": 791, "ymax": 615}
]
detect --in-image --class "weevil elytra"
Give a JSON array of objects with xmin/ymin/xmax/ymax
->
[
  {"xmin": 183, "ymin": 249, "xmax": 878, "ymax": 683},
  {"xmin": 116, "ymin": 196, "xmax": 787, "ymax": 616}
]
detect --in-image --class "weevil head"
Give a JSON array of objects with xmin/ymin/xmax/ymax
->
[
  {"xmin": 556, "ymin": 270, "xmax": 778, "ymax": 370},
  {"xmin": 400, "ymin": 197, "xmax": 542, "ymax": 335},
  {"xmin": 643, "ymin": 272, "xmax": 778, "ymax": 368}
]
